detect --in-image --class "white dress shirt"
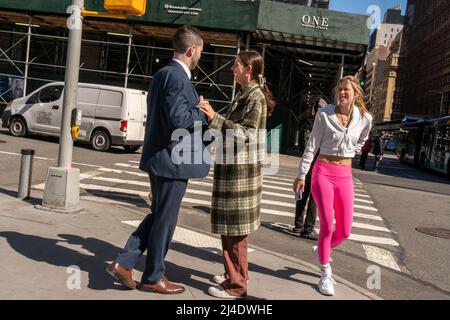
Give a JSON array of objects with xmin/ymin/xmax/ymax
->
[{"xmin": 172, "ymin": 58, "xmax": 191, "ymax": 80}]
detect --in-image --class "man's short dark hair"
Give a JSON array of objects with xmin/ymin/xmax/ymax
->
[{"xmin": 173, "ymin": 25, "xmax": 203, "ymax": 54}]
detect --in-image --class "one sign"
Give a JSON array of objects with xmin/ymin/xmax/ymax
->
[{"xmin": 301, "ymin": 15, "xmax": 329, "ymax": 30}]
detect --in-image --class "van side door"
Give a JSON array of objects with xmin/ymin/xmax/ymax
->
[{"xmin": 28, "ymin": 85, "xmax": 64, "ymax": 134}]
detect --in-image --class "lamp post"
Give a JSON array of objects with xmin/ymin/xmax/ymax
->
[{"xmin": 428, "ymin": 90, "xmax": 444, "ymax": 117}]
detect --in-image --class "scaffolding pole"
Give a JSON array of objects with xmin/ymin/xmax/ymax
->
[
  {"xmin": 124, "ymin": 25, "xmax": 132, "ymax": 88},
  {"xmin": 23, "ymin": 16, "xmax": 32, "ymax": 96}
]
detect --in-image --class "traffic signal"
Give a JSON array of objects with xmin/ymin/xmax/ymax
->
[
  {"xmin": 82, "ymin": 0, "xmax": 147, "ymax": 19},
  {"xmin": 359, "ymin": 68, "xmax": 367, "ymax": 92},
  {"xmin": 104, "ymin": 0, "xmax": 147, "ymax": 16}
]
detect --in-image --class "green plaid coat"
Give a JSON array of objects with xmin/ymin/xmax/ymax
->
[{"xmin": 208, "ymin": 81, "xmax": 267, "ymax": 236}]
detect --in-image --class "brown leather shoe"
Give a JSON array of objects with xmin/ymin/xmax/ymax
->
[
  {"xmin": 139, "ymin": 277, "xmax": 185, "ymax": 294},
  {"xmin": 106, "ymin": 262, "xmax": 137, "ymax": 289}
]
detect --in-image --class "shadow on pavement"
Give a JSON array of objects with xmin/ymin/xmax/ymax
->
[
  {"xmin": 171, "ymin": 242, "xmax": 319, "ymax": 297},
  {"xmin": 0, "ymin": 231, "xmax": 120, "ymax": 290},
  {"xmin": 0, "ymin": 187, "xmax": 41, "ymax": 206},
  {"xmin": 0, "ymin": 229, "xmax": 318, "ymax": 298},
  {"xmin": 82, "ymin": 189, "xmax": 150, "ymax": 209}
]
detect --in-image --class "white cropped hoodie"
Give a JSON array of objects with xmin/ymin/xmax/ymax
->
[{"xmin": 297, "ymin": 104, "xmax": 373, "ymax": 180}]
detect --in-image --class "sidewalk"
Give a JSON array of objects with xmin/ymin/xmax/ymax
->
[{"xmin": 0, "ymin": 188, "xmax": 380, "ymax": 300}]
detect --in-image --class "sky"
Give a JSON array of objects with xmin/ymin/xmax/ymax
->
[{"xmin": 329, "ymin": 0, "xmax": 407, "ymax": 18}]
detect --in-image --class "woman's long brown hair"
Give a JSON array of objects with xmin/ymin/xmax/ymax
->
[{"xmin": 238, "ymin": 50, "xmax": 276, "ymax": 116}]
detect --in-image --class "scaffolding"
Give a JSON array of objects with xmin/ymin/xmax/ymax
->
[{"xmin": 0, "ymin": 13, "xmax": 240, "ymax": 113}]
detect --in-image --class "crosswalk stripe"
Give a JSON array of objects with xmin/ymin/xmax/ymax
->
[
  {"xmin": 348, "ymin": 233, "xmax": 399, "ymax": 246},
  {"xmin": 262, "ymin": 190, "xmax": 294, "ymax": 199},
  {"xmin": 354, "ymin": 198, "xmax": 374, "ymax": 204},
  {"xmin": 355, "ymin": 194, "xmax": 371, "ymax": 198},
  {"xmin": 354, "ymin": 212, "xmax": 383, "ymax": 221},
  {"xmin": 128, "ymin": 161, "xmax": 140, "ymax": 164},
  {"xmin": 263, "ymin": 175, "xmax": 295, "ymax": 183},
  {"xmin": 98, "ymin": 167, "xmax": 148, "ymax": 177},
  {"xmin": 315, "ymin": 219, "xmax": 390, "ymax": 232},
  {"xmin": 115, "ymin": 163, "xmax": 139, "ymax": 169},
  {"xmin": 352, "ymin": 222, "xmax": 391, "ymax": 233},
  {"xmin": 262, "ymin": 179, "xmax": 292, "ymax": 187},
  {"xmin": 89, "ymin": 176, "xmax": 148, "ymax": 187},
  {"xmin": 354, "ymin": 204, "xmax": 378, "ymax": 212},
  {"xmin": 313, "ymin": 228, "xmax": 399, "ymax": 246}
]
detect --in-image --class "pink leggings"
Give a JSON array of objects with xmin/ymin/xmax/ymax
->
[{"xmin": 311, "ymin": 159, "xmax": 354, "ymax": 265}]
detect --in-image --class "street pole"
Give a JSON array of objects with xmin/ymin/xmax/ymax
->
[{"xmin": 40, "ymin": 0, "xmax": 84, "ymax": 212}]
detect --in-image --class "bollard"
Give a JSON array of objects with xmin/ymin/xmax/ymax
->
[{"xmin": 18, "ymin": 149, "xmax": 35, "ymax": 199}]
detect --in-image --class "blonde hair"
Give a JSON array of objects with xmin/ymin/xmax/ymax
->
[{"xmin": 334, "ymin": 75, "xmax": 369, "ymax": 118}]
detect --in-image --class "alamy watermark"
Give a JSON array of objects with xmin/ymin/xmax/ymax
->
[
  {"xmin": 366, "ymin": 265, "xmax": 381, "ymax": 290},
  {"xmin": 170, "ymin": 121, "xmax": 280, "ymax": 175},
  {"xmin": 66, "ymin": 265, "xmax": 81, "ymax": 290},
  {"xmin": 367, "ymin": 5, "xmax": 381, "ymax": 30},
  {"xmin": 67, "ymin": 5, "xmax": 82, "ymax": 30}
]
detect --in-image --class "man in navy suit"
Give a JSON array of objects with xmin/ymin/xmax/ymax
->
[{"xmin": 107, "ymin": 25, "xmax": 210, "ymax": 294}]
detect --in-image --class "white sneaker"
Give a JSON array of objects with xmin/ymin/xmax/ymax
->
[
  {"xmin": 212, "ymin": 274, "xmax": 249, "ymax": 284},
  {"xmin": 213, "ymin": 274, "xmax": 227, "ymax": 284},
  {"xmin": 318, "ymin": 274, "xmax": 336, "ymax": 296},
  {"xmin": 312, "ymin": 245, "xmax": 334, "ymax": 262},
  {"xmin": 208, "ymin": 285, "xmax": 239, "ymax": 299}
]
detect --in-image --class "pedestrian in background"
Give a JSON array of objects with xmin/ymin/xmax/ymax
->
[
  {"xmin": 107, "ymin": 25, "xmax": 210, "ymax": 295},
  {"xmin": 372, "ymin": 134, "xmax": 383, "ymax": 171},
  {"xmin": 358, "ymin": 134, "xmax": 372, "ymax": 170},
  {"xmin": 293, "ymin": 75, "xmax": 372, "ymax": 296},
  {"xmin": 293, "ymin": 98, "xmax": 327, "ymax": 240},
  {"xmin": 198, "ymin": 50, "xmax": 275, "ymax": 299}
]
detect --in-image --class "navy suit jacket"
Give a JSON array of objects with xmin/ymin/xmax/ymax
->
[{"xmin": 139, "ymin": 60, "xmax": 211, "ymax": 179}]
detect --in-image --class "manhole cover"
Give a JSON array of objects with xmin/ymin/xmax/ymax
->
[{"xmin": 416, "ymin": 227, "xmax": 450, "ymax": 239}]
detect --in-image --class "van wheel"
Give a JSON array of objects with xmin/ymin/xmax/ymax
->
[
  {"xmin": 91, "ymin": 130, "xmax": 110, "ymax": 152},
  {"xmin": 123, "ymin": 145, "xmax": 140, "ymax": 153},
  {"xmin": 9, "ymin": 117, "xmax": 27, "ymax": 137}
]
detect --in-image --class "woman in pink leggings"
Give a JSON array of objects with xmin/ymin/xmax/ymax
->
[{"xmin": 293, "ymin": 75, "xmax": 372, "ymax": 296}]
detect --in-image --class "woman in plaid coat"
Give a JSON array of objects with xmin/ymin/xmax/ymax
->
[{"xmin": 199, "ymin": 50, "xmax": 276, "ymax": 299}]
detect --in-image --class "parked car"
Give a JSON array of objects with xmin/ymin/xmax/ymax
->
[
  {"xmin": 1, "ymin": 82, "xmax": 148, "ymax": 152},
  {"xmin": 384, "ymin": 139, "xmax": 399, "ymax": 151}
]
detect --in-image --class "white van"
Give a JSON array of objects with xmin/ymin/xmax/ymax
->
[{"xmin": 1, "ymin": 82, "xmax": 148, "ymax": 152}]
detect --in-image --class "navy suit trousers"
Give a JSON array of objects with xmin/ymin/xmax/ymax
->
[{"xmin": 116, "ymin": 174, "xmax": 187, "ymax": 284}]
